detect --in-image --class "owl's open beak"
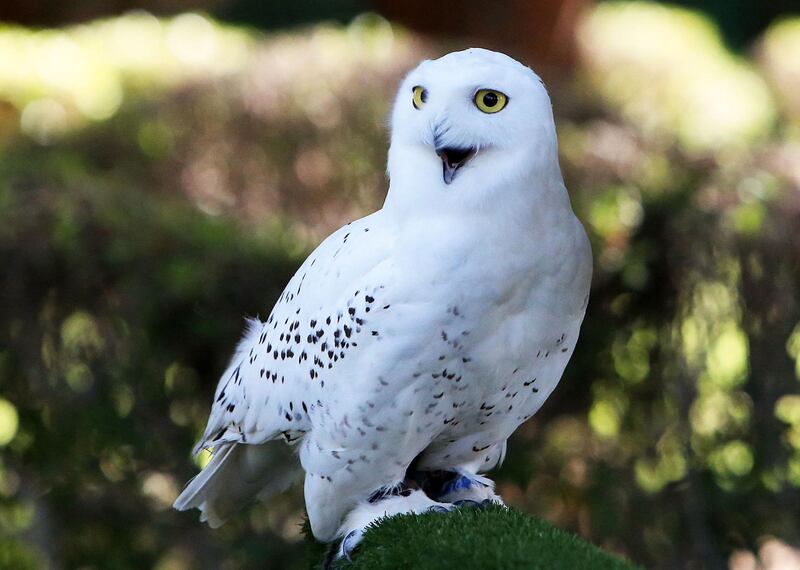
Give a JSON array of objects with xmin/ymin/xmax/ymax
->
[{"xmin": 436, "ymin": 147, "xmax": 476, "ymax": 185}]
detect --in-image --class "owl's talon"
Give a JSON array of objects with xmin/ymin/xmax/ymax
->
[
  {"xmin": 453, "ymin": 499, "xmax": 482, "ymax": 509},
  {"xmin": 340, "ymin": 529, "xmax": 363, "ymax": 562},
  {"xmin": 427, "ymin": 505, "xmax": 450, "ymax": 513},
  {"xmin": 480, "ymin": 498, "xmax": 507, "ymax": 509}
]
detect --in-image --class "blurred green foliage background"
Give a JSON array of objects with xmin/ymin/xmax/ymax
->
[{"xmin": 1, "ymin": 2, "xmax": 800, "ymax": 569}]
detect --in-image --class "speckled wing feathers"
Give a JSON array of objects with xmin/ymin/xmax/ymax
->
[{"xmin": 194, "ymin": 213, "xmax": 393, "ymax": 454}]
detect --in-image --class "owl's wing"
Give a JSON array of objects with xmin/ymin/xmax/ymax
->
[{"xmin": 193, "ymin": 210, "xmax": 396, "ymax": 453}]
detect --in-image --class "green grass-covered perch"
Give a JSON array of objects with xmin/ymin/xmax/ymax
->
[{"xmin": 312, "ymin": 505, "xmax": 640, "ymax": 569}]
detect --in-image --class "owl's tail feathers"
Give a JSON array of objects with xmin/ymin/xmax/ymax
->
[{"xmin": 173, "ymin": 441, "xmax": 301, "ymax": 528}]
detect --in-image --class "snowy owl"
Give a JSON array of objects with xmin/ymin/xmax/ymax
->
[{"xmin": 174, "ymin": 47, "xmax": 592, "ymax": 560}]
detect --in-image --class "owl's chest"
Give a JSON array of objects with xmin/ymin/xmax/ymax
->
[
  {"xmin": 339, "ymin": 215, "xmax": 590, "ymax": 438},
  {"xmin": 412, "ymin": 237, "xmax": 588, "ymax": 433}
]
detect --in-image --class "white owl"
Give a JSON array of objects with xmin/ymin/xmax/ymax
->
[{"xmin": 174, "ymin": 47, "xmax": 592, "ymax": 560}]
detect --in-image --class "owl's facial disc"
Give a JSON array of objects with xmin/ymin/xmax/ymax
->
[
  {"xmin": 435, "ymin": 146, "xmax": 476, "ymax": 185},
  {"xmin": 389, "ymin": 49, "xmax": 556, "ymax": 194}
]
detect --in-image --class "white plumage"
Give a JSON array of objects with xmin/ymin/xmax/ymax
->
[{"xmin": 175, "ymin": 48, "xmax": 592, "ymax": 554}]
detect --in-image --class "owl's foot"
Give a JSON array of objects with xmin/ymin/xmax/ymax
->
[
  {"xmin": 414, "ymin": 469, "xmax": 506, "ymax": 505},
  {"xmin": 334, "ymin": 489, "xmax": 453, "ymax": 562},
  {"xmin": 439, "ymin": 473, "xmax": 504, "ymax": 505}
]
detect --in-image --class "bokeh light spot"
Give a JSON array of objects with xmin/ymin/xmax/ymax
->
[{"xmin": 0, "ymin": 398, "xmax": 19, "ymax": 446}]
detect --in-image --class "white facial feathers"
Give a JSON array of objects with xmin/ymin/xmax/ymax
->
[{"xmin": 385, "ymin": 48, "xmax": 562, "ymax": 210}]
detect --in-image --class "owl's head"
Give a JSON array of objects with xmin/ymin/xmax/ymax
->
[{"xmin": 386, "ymin": 49, "xmax": 560, "ymax": 208}]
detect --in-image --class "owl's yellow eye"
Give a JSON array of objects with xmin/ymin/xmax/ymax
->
[
  {"xmin": 412, "ymin": 86, "xmax": 427, "ymax": 110},
  {"xmin": 474, "ymin": 89, "xmax": 508, "ymax": 114}
]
